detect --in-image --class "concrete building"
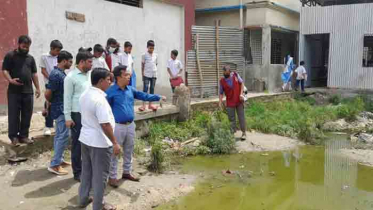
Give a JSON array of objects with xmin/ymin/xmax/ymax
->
[
  {"xmin": 0, "ymin": 0, "xmax": 195, "ymax": 112},
  {"xmin": 195, "ymin": 0, "xmax": 301, "ymax": 92},
  {"xmin": 299, "ymin": 0, "xmax": 373, "ymax": 90}
]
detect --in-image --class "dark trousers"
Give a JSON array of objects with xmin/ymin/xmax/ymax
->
[
  {"xmin": 226, "ymin": 103, "xmax": 246, "ymax": 133},
  {"xmin": 143, "ymin": 76, "xmax": 156, "ymax": 94},
  {"xmin": 8, "ymin": 93, "xmax": 34, "ymax": 141},
  {"xmin": 71, "ymin": 112, "xmax": 82, "ymax": 178},
  {"xmin": 79, "ymin": 143, "xmax": 112, "ymax": 210},
  {"xmin": 44, "ymin": 102, "xmax": 53, "ymax": 128},
  {"xmin": 296, "ymin": 79, "xmax": 305, "ymax": 92}
]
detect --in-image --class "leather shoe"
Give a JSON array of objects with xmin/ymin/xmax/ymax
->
[
  {"xmin": 19, "ymin": 137, "xmax": 34, "ymax": 145},
  {"xmin": 108, "ymin": 178, "xmax": 120, "ymax": 188},
  {"xmin": 122, "ymin": 174, "xmax": 140, "ymax": 182}
]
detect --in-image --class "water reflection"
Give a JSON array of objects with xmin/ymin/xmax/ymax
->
[{"xmin": 159, "ymin": 135, "xmax": 373, "ymax": 210}]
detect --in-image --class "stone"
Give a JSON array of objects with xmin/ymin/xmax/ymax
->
[
  {"xmin": 175, "ymin": 84, "xmax": 191, "ymax": 122},
  {"xmin": 358, "ymin": 133, "xmax": 373, "ymax": 144},
  {"xmin": 323, "ymin": 119, "xmax": 349, "ymax": 131}
]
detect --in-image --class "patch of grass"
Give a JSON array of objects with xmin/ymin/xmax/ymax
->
[
  {"xmin": 245, "ymin": 96, "xmax": 366, "ymax": 144},
  {"xmin": 329, "ymin": 94, "xmax": 342, "ymax": 105}
]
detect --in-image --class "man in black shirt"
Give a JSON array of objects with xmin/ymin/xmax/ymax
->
[{"xmin": 1, "ymin": 35, "xmax": 41, "ymax": 146}]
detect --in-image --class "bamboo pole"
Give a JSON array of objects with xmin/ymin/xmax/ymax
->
[
  {"xmin": 196, "ymin": 34, "xmax": 204, "ymax": 98},
  {"xmin": 215, "ymin": 20, "xmax": 221, "ymax": 95}
]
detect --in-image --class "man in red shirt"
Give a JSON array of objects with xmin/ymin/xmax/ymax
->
[{"xmin": 219, "ymin": 66, "xmax": 247, "ymax": 140}]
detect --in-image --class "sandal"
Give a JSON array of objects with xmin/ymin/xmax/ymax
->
[
  {"xmin": 102, "ymin": 203, "xmax": 117, "ymax": 210},
  {"xmin": 138, "ymin": 106, "xmax": 146, "ymax": 112}
]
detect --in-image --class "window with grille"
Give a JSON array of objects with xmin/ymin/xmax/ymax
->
[
  {"xmin": 271, "ymin": 38, "xmax": 282, "ymax": 64},
  {"xmin": 363, "ymin": 36, "xmax": 373, "ymax": 67},
  {"xmin": 250, "ymin": 29, "xmax": 263, "ymax": 65},
  {"xmin": 105, "ymin": 0, "xmax": 142, "ymax": 8}
]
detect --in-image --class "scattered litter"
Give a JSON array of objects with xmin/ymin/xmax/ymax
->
[
  {"xmin": 239, "ymin": 165, "xmax": 245, "ymax": 169},
  {"xmin": 342, "ymin": 185, "xmax": 350, "ymax": 190},
  {"xmin": 269, "ymin": 171, "xmax": 276, "ymax": 176},
  {"xmin": 20, "ymin": 201, "xmax": 24, "ymax": 204},
  {"xmin": 261, "ymin": 153, "xmax": 269, "ymax": 156},
  {"xmin": 10, "ymin": 171, "xmax": 15, "ymax": 176},
  {"xmin": 222, "ymin": 169, "xmax": 235, "ymax": 175}
]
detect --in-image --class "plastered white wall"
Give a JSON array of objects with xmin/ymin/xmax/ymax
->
[{"xmin": 27, "ymin": 0, "xmax": 184, "ymax": 107}]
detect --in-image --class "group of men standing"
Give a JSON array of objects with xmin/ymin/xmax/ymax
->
[{"xmin": 1, "ymin": 34, "xmax": 247, "ymax": 210}]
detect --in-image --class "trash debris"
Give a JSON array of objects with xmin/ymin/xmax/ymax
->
[
  {"xmin": 222, "ymin": 169, "xmax": 235, "ymax": 175},
  {"xmin": 269, "ymin": 171, "xmax": 276, "ymax": 176},
  {"xmin": 239, "ymin": 165, "xmax": 245, "ymax": 169},
  {"xmin": 261, "ymin": 153, "xmax": 269, "ymax": 156}
]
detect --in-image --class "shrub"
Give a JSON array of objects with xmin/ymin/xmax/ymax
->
[
  {"xmin": 148, "ymin": 142, "xmax": 165, "ymax": 173},
  {"xmin": 204, "ymin": 112, "xmax": 235, "ymax": 154},
  {"xmin": 329, "ymin": 94, "xmax": 342, "ymax": 105}
]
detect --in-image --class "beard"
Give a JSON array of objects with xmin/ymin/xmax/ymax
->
[{"xmin": 18, "ymin": 47, "xmax": 29, "ymax": 55}]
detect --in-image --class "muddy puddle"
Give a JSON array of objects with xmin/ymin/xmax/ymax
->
[{"xmin": 158, "ymin": 135, "xmax": 373, "ymax": 210}]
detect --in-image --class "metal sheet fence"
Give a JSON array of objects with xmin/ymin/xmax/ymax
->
[{"xmin": 187, "ymin": 26, "xmax": 245, "ymax": 98}]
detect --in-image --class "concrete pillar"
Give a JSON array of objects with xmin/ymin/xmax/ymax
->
[
  {"xmin": 261, "ymin": 25, "xmax": 272, "ymax": 91},
  {"xmin": 174, "ymin": 84, "xmax": 191, "ymax": 122}
]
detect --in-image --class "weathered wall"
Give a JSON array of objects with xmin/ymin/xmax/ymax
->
[
  {"xmin": 27, "ymin": 0, "xmax": 184, "ymax": 108},
  {"xmin": 265, "ymin": 8, "xmax": 299, "ymax": 31},
  {"xmin": 0, "ymin": 0, "xmax": 28, "ymax": 113},
  {"xmin": 300, "ymin": 3, "xmax": 373, "ymax": 90},
  {"xmin": 196, "ymin": 10, "xmax": 241, "ymax": 27}
]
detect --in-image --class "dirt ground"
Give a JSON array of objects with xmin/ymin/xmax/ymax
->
[
  {"xmin": 340, "ymin": 149, "xmax": 373, "ymax": 167},
  {"xmin": 0, "ymin": 152, "xmax": 196, "ymax": 210},
  {"xmin": 236, "ymin": 132, "xmax": 303, "ymax": 152}
]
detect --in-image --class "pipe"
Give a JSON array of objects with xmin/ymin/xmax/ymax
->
[
  {"xmin": 240, "ymin": 0, "xmax": 244, "ymax": 29},
  {"xmin": 195, "ymin": 5, "xmax": 246, "ymax": 13}
]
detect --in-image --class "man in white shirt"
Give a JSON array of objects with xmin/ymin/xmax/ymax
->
[
  {"xmin": 40, "ymin": 40, "xmax": 63, "ymax": 136},
  {"xmin": 295, "ymin": 61, "xmax": 307, "ymax": 92},
  {"xmin": 139, "ymin": 40, "xmax": 158, "ymax": 111},
  {"xmin": 78, "ymin": 68, "xmax": 120, "ymax": 210},
  {"xmin": 92, "ymin": 44, "xmax": 109, "ymax": 70}
]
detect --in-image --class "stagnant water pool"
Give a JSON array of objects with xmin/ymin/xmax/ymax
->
[{"xmin": 158, "ymin": 135, "xmax": 373, "ymax": 210}]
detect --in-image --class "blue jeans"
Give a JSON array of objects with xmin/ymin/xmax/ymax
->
[
  {"xmin": 296, "ymin": 79, "xmax": 305, "ymax": 92},
  {"xmin": 143, "ymin": 76, "xmax": 156, "ymax": 94},
  {"xmin": 50, "ymin": 115, "xmax": 69, "ymax": 167}
]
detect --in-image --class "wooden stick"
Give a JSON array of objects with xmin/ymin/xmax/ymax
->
[
  {"xmin": 215, "ymin": 20, "xmax": 221, "ymax": 95},
  {"xmin": 196, "ymin": 34, "xmax": 204, "ymax": 98}
]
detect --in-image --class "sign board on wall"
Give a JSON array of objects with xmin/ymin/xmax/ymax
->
[{"xmin": 65, "ymin": 11, "xmax": 85, "ymax": 23}]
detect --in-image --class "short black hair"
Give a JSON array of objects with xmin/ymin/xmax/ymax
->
[
  {"xmin": 91, "ymin": 68, "xmax": 111, "ymax": 86},
  {"xmin": 76, "ymin": 50, "xmax": 93, "ymax": 64},
  {"xmin": 300, "ymin": 61, "xmax": 305, "ymax": 66},
  {"xmin": 171, "ymin": 50, "xmax": 178, "ymax": 57},
  {"xmin": 94, "ymin": 44, "xmax": 104, "ymax": 53},
  {"xmin": 78, "ymin": 47, "xmax": 92, "ymax": 52},
  {"xmin": 57, "ymin": 50, "xmax": 73, "ymax": 63},
  {"xmin": 18, "ymin": 35, "xmax": 32, "ymax": 45},
  {"xmin": 147, "ymin": 40, "xmax": 155, "ymax": 48},
  {"xmin": 50, "ymin": 40, "xmax": 63, "ymax": 50},
  {"xmin": 113, "ymin": 65, "xmax": 127, "ymax": 81},
  {"xmin": 124, "ymin": 41, "xmax": 132, "ymax": 48},
  {"xmin": 107, "ymin": 38, "xmax": 118, "ymax": 47}
]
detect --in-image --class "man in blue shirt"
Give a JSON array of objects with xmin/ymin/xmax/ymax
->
[
  {"xmin": 106, "ymin": 65, "xmax": 166, "ymax": 187},
  {"xmin": 45, "ymin": 51, "xmax": 73, "ymax": 175}
]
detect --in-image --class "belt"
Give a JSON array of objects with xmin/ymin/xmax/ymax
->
[{"xmin": 116, "ymin": 121, "xmax": 133, "ymax": 125}]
